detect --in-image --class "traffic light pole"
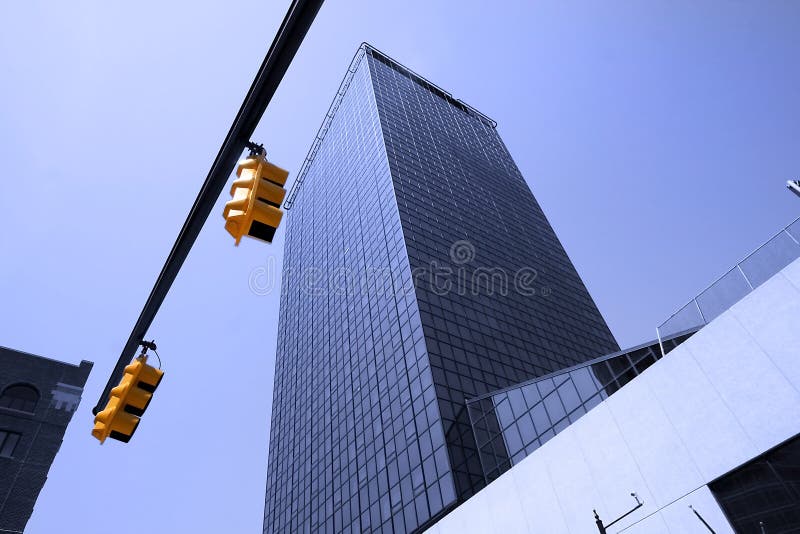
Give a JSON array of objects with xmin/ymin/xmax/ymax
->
[{"xmin": 92, "ymin": 0, "xmax": 324, "ymax": 415}]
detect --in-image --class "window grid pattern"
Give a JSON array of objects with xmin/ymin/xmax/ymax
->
[
  {"xmin": 266, "ymin": 43, "xmax": 625, "ymax": 533},
  {"xmin": 0, "ymin": 430, "xmax": 21, "ymax": 458},
  {"xmin": 467, "ymin": 333, "xmax": 694, "ymax": 482},
  {"xmin": 367, "ymin": 49, "xmax": 619, "ymax": 501},
  {"xmin": 264, "ymin": 55, "xmax": 455, "ymax": 534},
  {"xmin": 710, "ymin": 433, "xmax": 800, "ymax": 533},
  {"xmin": 0, "ymin": 384, "xmax": 39, "ymax": 413}
]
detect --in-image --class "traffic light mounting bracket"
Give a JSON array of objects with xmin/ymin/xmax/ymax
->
[
  {"xmin": 138, "ymin": 339, "xmax": 162, "ymax": 369},
  {"xmin": 245, "ymin": 141, "xmax": 266, "ymax": 158}
]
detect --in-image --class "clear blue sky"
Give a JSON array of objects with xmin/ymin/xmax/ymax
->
[{"xmin": 0, "ymin": 1, "xmax": 797, "ymax": 532}]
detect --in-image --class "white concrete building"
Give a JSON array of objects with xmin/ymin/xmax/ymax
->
[{"xmin": 425, "ymin": 256, "xmax": 800, "ymax": 534}]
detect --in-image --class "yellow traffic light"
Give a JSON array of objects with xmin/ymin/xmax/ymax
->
[
  {"xmin": 92, "ymin": 356, "xmax": 163, "ymax": 444},
  {"xmin": 223, "ymin": 151, "xmax": 289, "ymax": 245}
]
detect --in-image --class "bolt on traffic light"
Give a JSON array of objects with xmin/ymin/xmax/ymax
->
[
  {"xmin": 223, "ymin": 151, "xmax": 289, "ymax": 245},
  {"xmin": 91, "ymin": 356, "xmax": 163, "ymax": 444}
]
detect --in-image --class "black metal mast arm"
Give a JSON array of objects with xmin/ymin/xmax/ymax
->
[{"xmin": 93, "ymin": 0, "xmax": 324, "ymax": 415}]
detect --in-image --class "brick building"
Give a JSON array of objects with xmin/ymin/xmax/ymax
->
[{"xmin": 0, "ymin": 346, "xmax": 92, "ymax": 532}]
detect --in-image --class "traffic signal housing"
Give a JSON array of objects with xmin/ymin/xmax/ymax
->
[
  {"xmin": 92, "ymin": 356, "xmax": 163, "ymax": 444},
  {"xmin": 223, "ymin": 152, "xmax": 289, "ymax": 245}
]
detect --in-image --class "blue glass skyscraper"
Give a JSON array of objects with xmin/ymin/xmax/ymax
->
[{"xmin": 263, "ymin": 44, "xmax": 618, "ymax": 534}]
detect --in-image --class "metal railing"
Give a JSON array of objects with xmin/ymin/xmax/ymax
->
[{"xmin": 657, "ymin": 215, "xmax": 800, "ymax": 355}]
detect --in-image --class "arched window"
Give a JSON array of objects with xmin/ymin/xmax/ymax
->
[{"xmin": 0, "ymin": 384, "xmax": 40, "ymax": 413}]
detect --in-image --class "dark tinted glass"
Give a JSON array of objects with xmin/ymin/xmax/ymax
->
[
  {"xmin": 265, "ymin": 43, "xmax": 622, "ymax": 532},
  {"xmin": 711, "ymin": 435, "xmax": 800, "ymax": 534},
  {"xmin": 0, "ymin": 384, "xmax": 39, "ymax": 413},
  {"xmin": 0, "ymin": 430, "xmax": 21, "ymax": 457}
]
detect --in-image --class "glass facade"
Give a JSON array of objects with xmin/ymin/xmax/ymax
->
[
  {"xmin": 466, "ymin": 331, "xmax": 695, "ymax": 483},
  {"xmin": 368, "ymin": 47, "xmax": 619, "ymax": 503},
  {"xmin": 710, "ymin": 433, "xmax": 800, "ymax": 533},
  {"xmin": 264, "ymin": 49, "xmax": 451, "ymax": 534},
  {"xmin": 264, "ymin": 44, "xmax": 620, "ymax": 534}
]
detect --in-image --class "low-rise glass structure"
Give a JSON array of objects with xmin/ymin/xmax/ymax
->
[{"xmin": 466, "ymin": 330, "xmax": 696, "ymax": 483}]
